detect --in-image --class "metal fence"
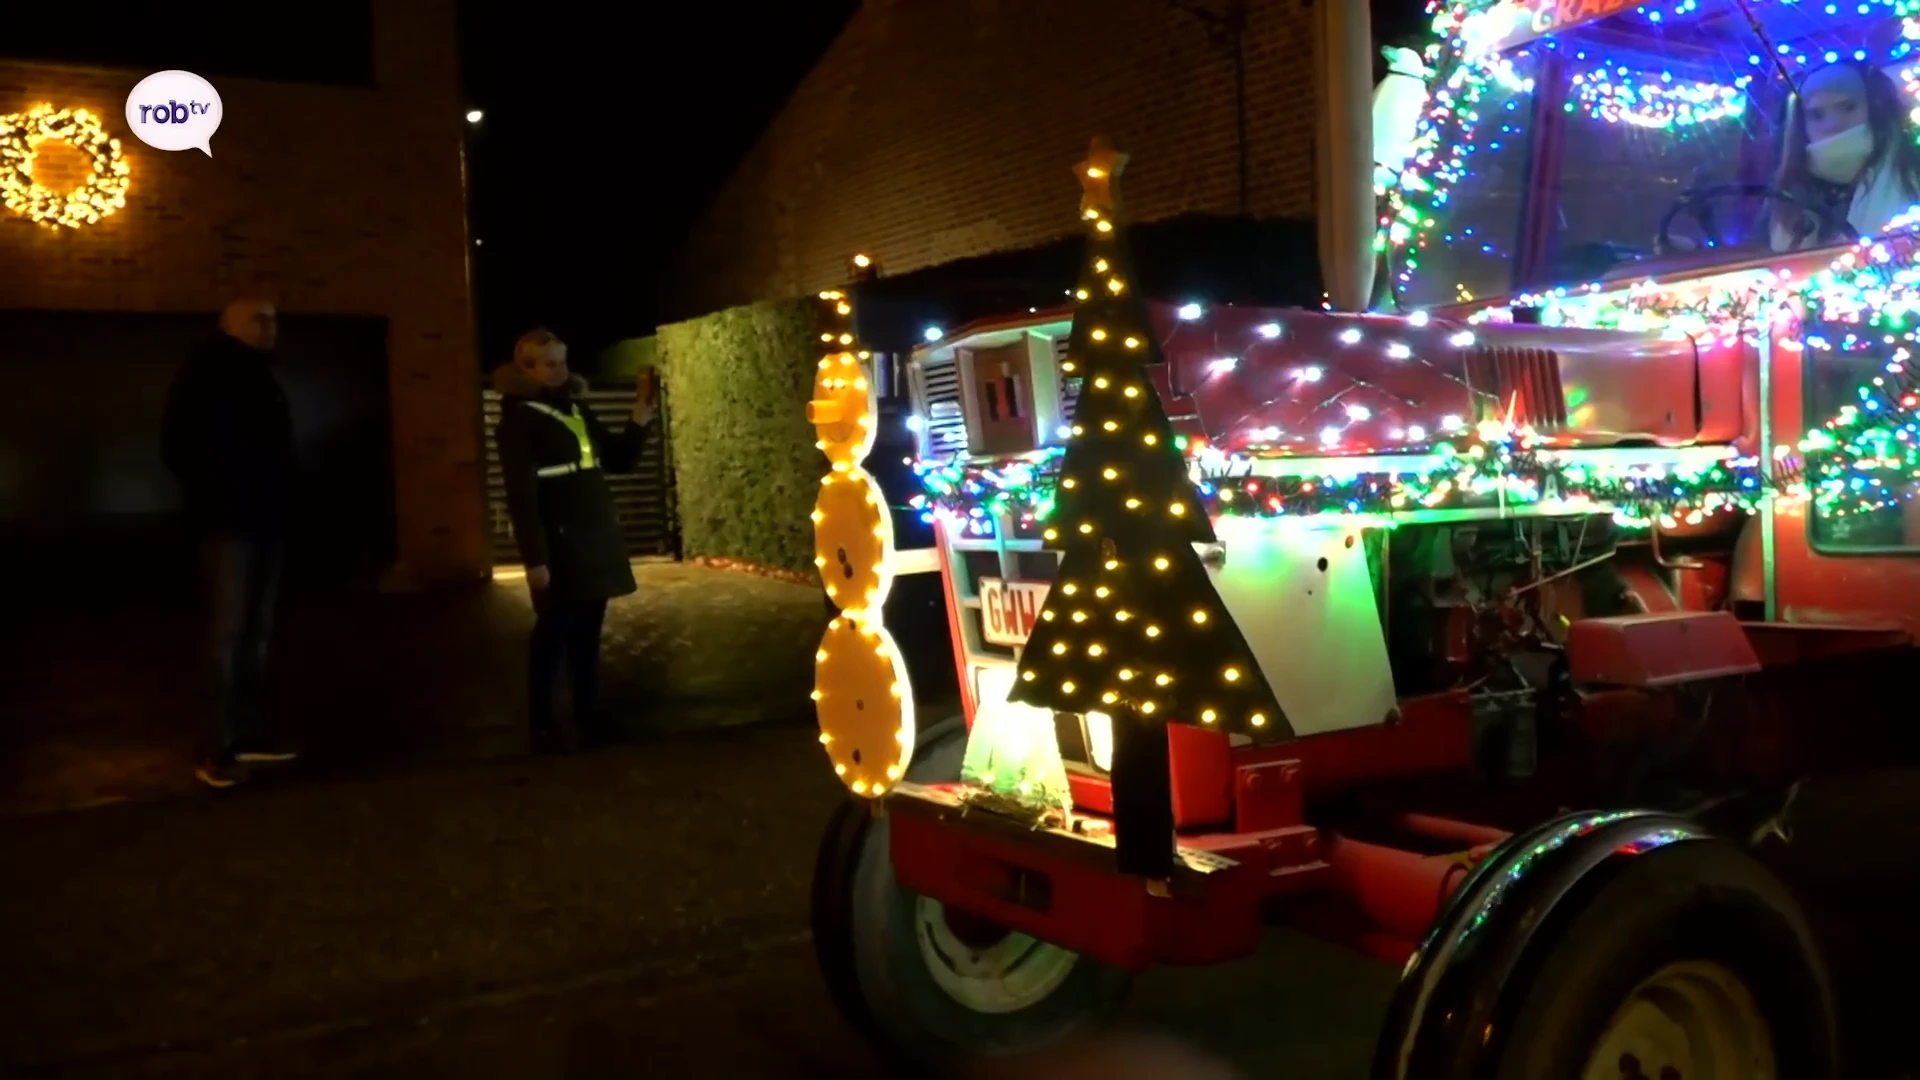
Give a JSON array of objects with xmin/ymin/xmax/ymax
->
[{"xmin": 481, "ymin": 387, "xmax": 678, "ymax": 564}]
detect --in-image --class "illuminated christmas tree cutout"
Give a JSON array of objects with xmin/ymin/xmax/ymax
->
[
  {"xmin": 1008, "ymin": 140, "xmax": 1290, "ymax": 876},
  {"xmin": 1009, "ymin": 139, "xmax": 1290, "ymax": 743}
]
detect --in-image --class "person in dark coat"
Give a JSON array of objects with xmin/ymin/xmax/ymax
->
[
  {"xmin": 494, "ymin": 328, "xmax": 657, "ymax": 752},
  {"xmin": 161, "ymin": 298, "xmax": 301, "ymax": 788}
]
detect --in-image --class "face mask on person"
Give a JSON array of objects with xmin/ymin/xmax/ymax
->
[{"xmin": 1808, "ymin": 123, "xmax": 1874, "ymax": 183}]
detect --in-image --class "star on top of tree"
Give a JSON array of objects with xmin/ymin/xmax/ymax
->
[{"xmin": 1075, "ymin": 136, "xmax": 1129, "ymax": 217}]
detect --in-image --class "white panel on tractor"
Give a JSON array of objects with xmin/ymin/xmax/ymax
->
[{"xmin": 1200, "ymin": 517, "xmax": 1397, "ymax": 737}]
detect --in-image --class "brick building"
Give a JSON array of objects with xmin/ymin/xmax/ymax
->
[
  {"xmin": 672, "ymin": 0, "xmax": 1320, "ymax": 320},
  {"xmin": 0, "ymin": 0, "xmax": 483, "ymax": 594}
]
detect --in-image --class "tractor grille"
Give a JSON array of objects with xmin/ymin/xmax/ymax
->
[
  {"xmin": 1464, "ymin": 345, "xmax": 1568, "ymax": 430},
  {"xmin": 956, "ymin": 547, "xmax": 1105, "ymax": 775}
]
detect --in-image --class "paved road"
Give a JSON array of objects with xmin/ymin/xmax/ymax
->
[
  {"xmin": 0, "ymin": 722, "xmax": 1393, "ymax": 1080},
  {"xmin": 10, "ymin": 718, "xmax": 1918, "ymax": 1079},
  {"xmin": 54, "ymin": 931, "xmax": 1394, "ymax": 1079}
]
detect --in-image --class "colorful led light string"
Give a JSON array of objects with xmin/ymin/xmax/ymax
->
[
  {"xmin": 914, "ymin": 230, "xmax": 1920, "ymax": 532},
  {"xmin": 1568, "ymin": 69, "xmax": 1751, "ymax": 129},
  {"xmin": 1384, "ymin": 0, "xmax": 1920, "ymax": 304}
]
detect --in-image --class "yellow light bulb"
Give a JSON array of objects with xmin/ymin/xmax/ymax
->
[
  {"xmin": 1094, "ymin": 376, "xmax": 1110, "ymax": 389},
  {"xmin": 1154, "ymin": 673, "xmax": 1172, "ymax": 686},
  {"xmin": 1250, "ymin": 713, "xmax": 1268, "ymax": 727},
  {"xmin": 1153, "ymin": 557, "xmax": 1170, "ymax": 570},
  {"xmin": 1124, "ymin": 386, "xmax": 1140, "ymax": 398},
  {"xmin": 1144, "ymin": 434, "xmax": 1158, "ymax": 446},
  {"xmin": 1044, "ymin": 529, "xmax": 1059, "ymax": 541},
  {"xmin": 1124, "ymin": 337, "xmax": 1140, "ymax": 348},
  {"xmin": 1072, "ymin": 425, "xmax": 1085, "ymax": 436},
  {"xmin": 1062, "ymin": 582, "xmax": 1078, "ymax": 595},
  {"xmin": 1041, "ymin": 610, "xmax": 1057, "ymax": 621},
  {"xmin": 1103, "ymin": 559, "xmax": 1119, "ymax": 570},
  {"xmin": 1139, "ymin": 701, "xmax": 1156, "ymax": 715},
  {"xmin": 1125, "ymin": 498, "xmax": 1142, "ymax": 509},
  {"xmin": 835, "ymin": 763, "xmax": 847, "ymax": 775},
  {"xmin": 1193, "ymin": 611, "xmax": 1210, "ymax": 625},
  {"xmin": 852, "ymin": 780, "xmax": 868, "ymax": 794},
  {"xmin": 1062, "ymin": 361, "xmax": 1077, "ymax": 373},
  {"xmin": 1062, "ymin": 680, "xmax": 1078, "ymax": 693},
  {"xmin": 1071, "ymin": 611, "xmax": 1088, "ymax": 623},
  {"xmin": 1201, "ymin": 709, "xmax": 1218, "ymax": 723},
  {"xmin": 1102, "ymin": 691, "xmax": 1119, "ymax": 704},
  {"xmin": 1118, "ymin": 668, "xmax": 1135, "ymax": 681},
  {"xmin": 1091, "ymin": 329, "xmax": 1108, "ymax": 341},
  {"xmin": 1097, "ymin": 221, "xmax": 1113, "ymax": 233},
  {"xmin": 1094, "ymin": 586, "xmax": 1110, "ymax": 598},
  {"xmin": 1088, "ymin": 644, "xmax": 1104, "ymax": 657},
  {"xmin": 1223, "ymin": 666, "xmax": 1239, "ymax": 681},
  {"xmin": 1102, "ymin": 467, "xmax": 1118, "ymax": 480},
  {"xmin": 1114, "ymin": 610, "xmax": 1132, "ymax": 621},
  {"xmin": 1145, "ymin": 625, "xmax": 1161, "ymax": 637},
  {"xmin": 1062, "ymin": 477, "xmax": 1077, "ymax": 488},
  {"xmin": 1078, "ymin": 523, "xmax": 1094, "ymax": 534},
  {"xmin": 1022, "ymin": 669, "xmax": 1037, "ymax": 680},
  {"xmin": 812, "ymin": 690, "xmax": 824, "ymax": 702},
  {"xmin": 1103, "ymin": 421, "xmax": 1119, "ymax": 432},
  {"xmin": 816, "ymin": 649, "xmax": 829, "ymax": 661},
  {"xmin": 1076, "ymin": 289, "xmax": 1090, "ymax": 300},
  {"xmin": 1170, "ymin": 503, "xmax": 1187, "ymax": 517},
  {"xmin": 1094, "ymin": 258, "xmax": 1109, "ymax": 272},
  {"xmin": 1052, "ymin": 642, "xmax": 1066, "ymax": 654},
  {"xmin": 1108, "ymin": 278, "xmax": 1125, "ymax": 294}
]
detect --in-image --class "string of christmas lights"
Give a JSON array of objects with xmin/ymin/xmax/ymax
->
[
  {"xmin": 0, "ymin": 104, "xmax": 131, "ymax": 230},
  {"xmin": 913, "ymin": 426, "xmax": 1807, "ymax": 532},
  {"xmin": 1383, "ymin": 0, "xmax": 1920, "ymax": 303},
  {"xmin": 912, "ymin": 230, "xmax": 1920, "ymax": 532},
  {"xmin": 1568, "ymin": 69, "xmax": 1752, "ymax": 130}
]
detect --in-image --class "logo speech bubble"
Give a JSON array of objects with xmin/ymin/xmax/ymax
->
[{"xmin": 124, "ymin": 71, "xmax": 223, "ymax": 157}]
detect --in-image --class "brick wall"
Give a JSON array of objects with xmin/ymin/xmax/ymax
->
[
  {"xmin": 673, "ymin": 0, "xmax": 1317, "ymax": 318},
  {"xmin": 0, "ymin": 0, "xmax": 484, "ymax": 588}
]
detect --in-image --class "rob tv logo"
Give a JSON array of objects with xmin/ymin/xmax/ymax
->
[{"xmin": 124, "ymin": 70, "xmax": 224, "ymax": 156}]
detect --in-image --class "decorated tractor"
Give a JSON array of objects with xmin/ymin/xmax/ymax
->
[{"xmin": 807, "ymin": 0, "xmax": 1920, "ymax": 1076}]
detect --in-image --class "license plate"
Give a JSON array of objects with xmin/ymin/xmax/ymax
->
[{"xmin": 978, "ymin": 578, "xmax": 1050, "ymax": 647}]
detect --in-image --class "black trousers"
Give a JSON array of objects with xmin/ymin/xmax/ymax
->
[
  {"xmin": 528, "ymin": 594, "xmax": 609, "ymax": 738},
  {"xmin": 202, "ymin": 538, "xmax": 284, "ymax": 758}
]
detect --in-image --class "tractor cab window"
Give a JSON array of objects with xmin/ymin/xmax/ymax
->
[
  {"xmin": 1804, "ymin": 321, "xmax": 1920, "ymax": 551},
  {"xmin": 1394, "ymin": 0, "xmax": 1918, "ymax": 310}
]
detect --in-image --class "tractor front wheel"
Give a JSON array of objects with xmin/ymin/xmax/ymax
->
[
  {"xmin": 809, "ymin": 717, "xmax": 1131, "ymax": 1074},
  {"xmin": 1493, "ymin": 840, "xmax": 1838, "ymax": 1080}
]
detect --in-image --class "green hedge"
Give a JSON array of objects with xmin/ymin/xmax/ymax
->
[{"xmin": 654, "ymin": 299, "xmax": 822, "ymax": 575}]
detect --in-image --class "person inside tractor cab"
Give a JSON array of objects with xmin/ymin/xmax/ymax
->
[{"xmin": 1767, "ymin": 61, "xmax": 1920, "ymax": 252}]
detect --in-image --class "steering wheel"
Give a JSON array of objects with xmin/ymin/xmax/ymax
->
[{"xmin": 1656, "ymin": 183, "xmax": 1855, "ymax": 255}]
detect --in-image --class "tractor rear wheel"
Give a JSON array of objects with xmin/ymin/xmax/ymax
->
[
  {"xmin": 1494, "ymin": 840, "xmax": 1838, "ymax": 1080},
  {"xmin": 809, "ymin": 716, "xmax": 1131, "ymax": 1074}
]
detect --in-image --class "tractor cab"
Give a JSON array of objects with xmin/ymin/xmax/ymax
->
[
  {"xmin": 1395, "ymin": 0, "xmax": 1920, "ymax": 307},
  {"xmin": 1391, "ymin": 0, "xmax": 1920, "ymax": 632}
]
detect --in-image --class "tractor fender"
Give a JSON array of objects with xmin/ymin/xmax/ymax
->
[{"xmin": 1371, "ymin": 809, "xmax": 1710, "ymax": 1080}]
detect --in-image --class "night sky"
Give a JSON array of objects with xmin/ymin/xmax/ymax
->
[{"xmin": 458, "ymin": 2, "xmax": 859, "ymax": 364}]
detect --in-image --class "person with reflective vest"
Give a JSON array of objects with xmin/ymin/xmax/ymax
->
[{"xmin": 493, "ymin": 328, "xmax": 658, "ymax": 752}]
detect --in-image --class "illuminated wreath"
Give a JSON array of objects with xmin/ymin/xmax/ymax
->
[{"xmin": 0, "ymin": 104, "xmax": 131, "ymax": 229}]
